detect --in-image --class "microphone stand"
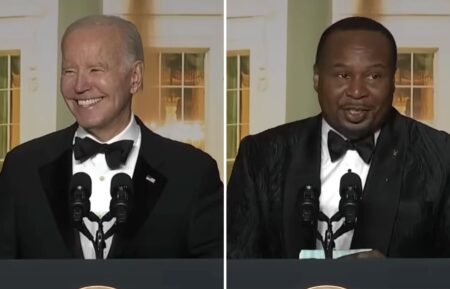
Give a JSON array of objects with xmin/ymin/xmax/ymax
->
[
  {"xmin": 298, "ymin": 184, "xmax": 356, "ymax": 259},
  {"xmin": 316, "ymin": 211, "xmax": 354, "ymax": 259},
  {"xmin": 77, "ymin": 212, "xmax": 117, "ymax": 259}
]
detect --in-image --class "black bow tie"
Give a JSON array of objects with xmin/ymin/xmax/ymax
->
[
  {"xmin": 73, "ymin": 137, "xmax": 134, "ymax": 170},
  {"xmin": 327, "ymin": 130, "xmax": 374, "ymax": 164}
]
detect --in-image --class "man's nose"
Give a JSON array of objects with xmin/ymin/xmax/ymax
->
[
  {"xmin": 346, "ymin": 77, "xmax": 368, "ymax": 98},
  {"xmin": 74, "ymin": 72, "xmax": 91, "ymax": 93}
]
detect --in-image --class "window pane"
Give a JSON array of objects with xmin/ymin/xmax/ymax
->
[
  {"xmin": 11, "ymin": 55, "xmax": 19, "ymax": 73},
  {"xmin": 240, "ymin": 55, "xmax": 250, "ymax": 89},
  {"xmin": 396, "ymin": 54, "xmax": 411, "ymax": 85},
  {"xmin": 0, "ymin": 56, "xmax": 8, "ymax": 90},
  {"xmin": 161, "ymin": 88, "xmax": 182, "ymax": 123},
  {"xmin": 227, "ymin": 125, "xmax": 238, "ymax": 159},
  {"xmin": 161, "ymin": 54, "xmax": 182, "ymax": 85},
  {"xmin": 185, "ymin": 53, "xmax": 204, "ymax": 86},
  {"xmin": 227, "ymin": 56, "xmax": 237, "ymax": 89},
  {"xmin": 0, "ymin": 91, "xmax": 7, "ymax": 124},
  {"xmin": 227, "ymin": 90, "xmax": 237, "ymax": 124},
  {"xmin": 413, "ymin": 87, "xmax": 433, "ymax": 121},
  {"xmin": 413, "ymin": 53, "xmax": 433, "ymax": 86},
  {"xmin": 183, "ymin": 88, "xmax": 204, "ymax": 122},
  {"xmin": 0, "ymin": 125, "xmax": 7, "ymax": 159},
  {"xmin": 393, "ymin": 88, "xmax": 411, "ymax": 117}
]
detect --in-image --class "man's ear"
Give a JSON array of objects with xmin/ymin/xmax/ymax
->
[
  {"xmin": 130, "ymin": 60, "xmax": 144, "ymax": 94},
  {"xmin": 313, "ymin": 65, "xmax": 319, "ymax": 92}
]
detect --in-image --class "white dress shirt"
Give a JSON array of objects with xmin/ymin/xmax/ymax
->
[
  {"xmin": 72, "ymin": 116, "xmax": 141, "ymax": 259},
  {"xmin": 317, "ymin": 119, "xmax": 379, "ymax": 250}
]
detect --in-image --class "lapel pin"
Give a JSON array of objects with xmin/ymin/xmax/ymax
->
[
  {"xmin": 146, "ymin": 175, "xmax": 156, "ymax": 184},
  {"xmin": 392, "ymin": 149, "xmax": 398, "ymax": 157}
]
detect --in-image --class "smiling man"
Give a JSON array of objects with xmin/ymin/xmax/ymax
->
[
  {"xmin": 0, "ymin": 15, "xmax": 223, "ymax": 259},
  {"xmin": 228, "ymin": 17, "xmax": 450, "ymax": 258}
]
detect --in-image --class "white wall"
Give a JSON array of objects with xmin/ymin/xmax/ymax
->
[
  {"xmin": 0, "ymin": 0, "xmax": 103, "ymax": 143},
  {"xmin": 332, "ymin": 0, "xmax": 450, "ymax": 133},
  {"xmin": 286, "ymin": 0, "xmax": 331, "ymax": 123},
  {"xmin": 57, "ymin": 0, "xmax": 102, "ymax": 130},
  {"xmin": 0, "ymin": 0, "xmax": 59, "ymax": 142},
  {"xmin": 227, "ymin": 0, "xmax": 288, "ymax": 134}
]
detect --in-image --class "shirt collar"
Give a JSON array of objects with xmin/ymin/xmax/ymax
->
[{"xmin": 321, "ymin": 118, "xmax": 381, "ymax": 146}]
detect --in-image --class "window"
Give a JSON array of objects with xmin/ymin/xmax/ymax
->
[
  {"xmin": 227, "ymin": 53, "xmax": 250, "ymax": 180},
  {"xmin": 394, "ymin": 50, "xmax": 435, "ymax": 122},
  {"xmin": 133, "ymin": 50, "xmax": 206, "ymax": 149},
  {"xmin": 0, "ymin": 52, "xmax": 20, "ymax": 170}
]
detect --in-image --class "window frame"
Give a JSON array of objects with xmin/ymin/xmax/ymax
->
[
  {"xmin": 395, "ymin": 48, "xmax": 437, "ymax": 124},
  {"xmin": 226, "ymin": 51, "xmax": 250, "ymax": 179},
  {"xmin": 0, "ymin": 50, "xmax": 20, "ymax": 169}
]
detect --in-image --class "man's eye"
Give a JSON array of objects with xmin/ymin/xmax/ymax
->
[
  {"xmin": 91, "ymin": 68, "xmax": 104, "ymax": 73},
  {"xmin": 63, "ymin": 69, "xmax": 75, "ymax": 75},
  {"xmin": 337, "ymin": 73, "xmax": 350, "ymax": 79},
  {"xmin": 368, "ymin": 73, "xmax": 381, "ymax": 80}
]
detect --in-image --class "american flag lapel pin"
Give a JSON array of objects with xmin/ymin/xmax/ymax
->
[{"xmin": 146, "ymin": 175, "xmax": 156, "ymax": 184}]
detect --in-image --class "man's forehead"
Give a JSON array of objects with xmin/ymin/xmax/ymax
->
[{"xmin": 326, "ymin": 29, "xmax": 388, "ymax": 43}]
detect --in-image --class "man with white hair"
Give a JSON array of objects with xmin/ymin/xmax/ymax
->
[{"xmin": 0, "ymin": 15, "xmax": 223, "ymax": 259}]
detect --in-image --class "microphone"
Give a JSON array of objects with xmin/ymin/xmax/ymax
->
[
  {"xmin": 110, "ymin": 173, "xmax": 134, "ymax": 224},
  {"xmin": 298, "ymin": 185, "xmax": 320, "ymax": 226},
  {"xmin": 339, "ymin": 169, "xmax": 362, "ymax": 225},
  {"xmin": 68, "ymin": 172, "xmax": 92, "ymax": 227}
]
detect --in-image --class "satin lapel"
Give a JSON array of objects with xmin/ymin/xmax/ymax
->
[
  {"xmin": 108, "ymin": 120, "xmax": 167, "ymax": 258},
  {"xmin": 38, "ymin": 125, "xmax": 83, "ymax": 258},
  {"xmin": 351, "ymin": 111, "xmax": 407, "ymax": 254},
  {"xmin": 283, "ymin": 115, "xmax": 322, "ymax": 258}
]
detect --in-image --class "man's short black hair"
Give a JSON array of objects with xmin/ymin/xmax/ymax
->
[{"xmin": 314, "ymin": 16, "xmax": 397, "ymax": 70}]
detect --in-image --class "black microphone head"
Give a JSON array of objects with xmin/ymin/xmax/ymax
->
[
  {"xmin": 339, "ymin": 169, "xmax": 362, "ymax": 225},
  {"xmin": 339, "ymin": 169, "xmax": 362, "ymax": 197},
  {"xmin": 298, "ymin": 185, "xmax": 320, "ymax": 226},
  {"xmin": 110, "ymin": 173, "xmax": 134, "ymax": 224},
  {"xmin": 70, "ymin": 172, "xmax": 92, "ymax": 193},
  {"xmin": 68, "ymin": 172, "xmax": 92, "ymax": 225},
  {"xmin": 110, "ymin": 173, "xmax": 134, "ymax": 196}
]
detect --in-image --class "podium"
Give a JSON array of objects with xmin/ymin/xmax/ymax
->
[
  {"xmin": 3, "ymin": 259, "xmax": 449, "ymax": 288},
  {"xmin": 0, "ymin": 259, "xmax": 222, "ymax": 289},
  {"xmin": 228, "ymin": 259, "xmax": 450, "ymax": 288}
]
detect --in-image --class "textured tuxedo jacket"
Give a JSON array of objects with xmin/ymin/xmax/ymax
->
[
  {"xmin": 0, "ymin": 117, "xmax": 223, "ymax": 258},
  {"xmin": 228, "ymin": 109, "xmax": 450, "ymax": 258}
]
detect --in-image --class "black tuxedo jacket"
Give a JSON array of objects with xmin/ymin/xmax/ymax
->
[
  {"xmin": 0, "ymin": 117, "xmax": 223, "ymax": 258},
  {"xmin": 228, "ymin": 109, "xmax": 450, "ymax": 258}
]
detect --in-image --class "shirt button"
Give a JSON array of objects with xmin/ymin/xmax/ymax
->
[{"xmin": 99, "ymin": 176, "xmax": 105, "ymax": 181}]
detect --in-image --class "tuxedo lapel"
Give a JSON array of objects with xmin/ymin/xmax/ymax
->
[
  {"xmin": 38, "ymin": 124, "xmax": 83, "ymax": 258},
  {"xmin": 108, "ymin": 119, "xmax": 167, "ymax": 258},
  {"xmin": 351, "ymin": 111, "xmax": 407, "ymax": 254},
  {"xmin": 283, "ymin": 115, "xmax": 322, "ymax": 257}
]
